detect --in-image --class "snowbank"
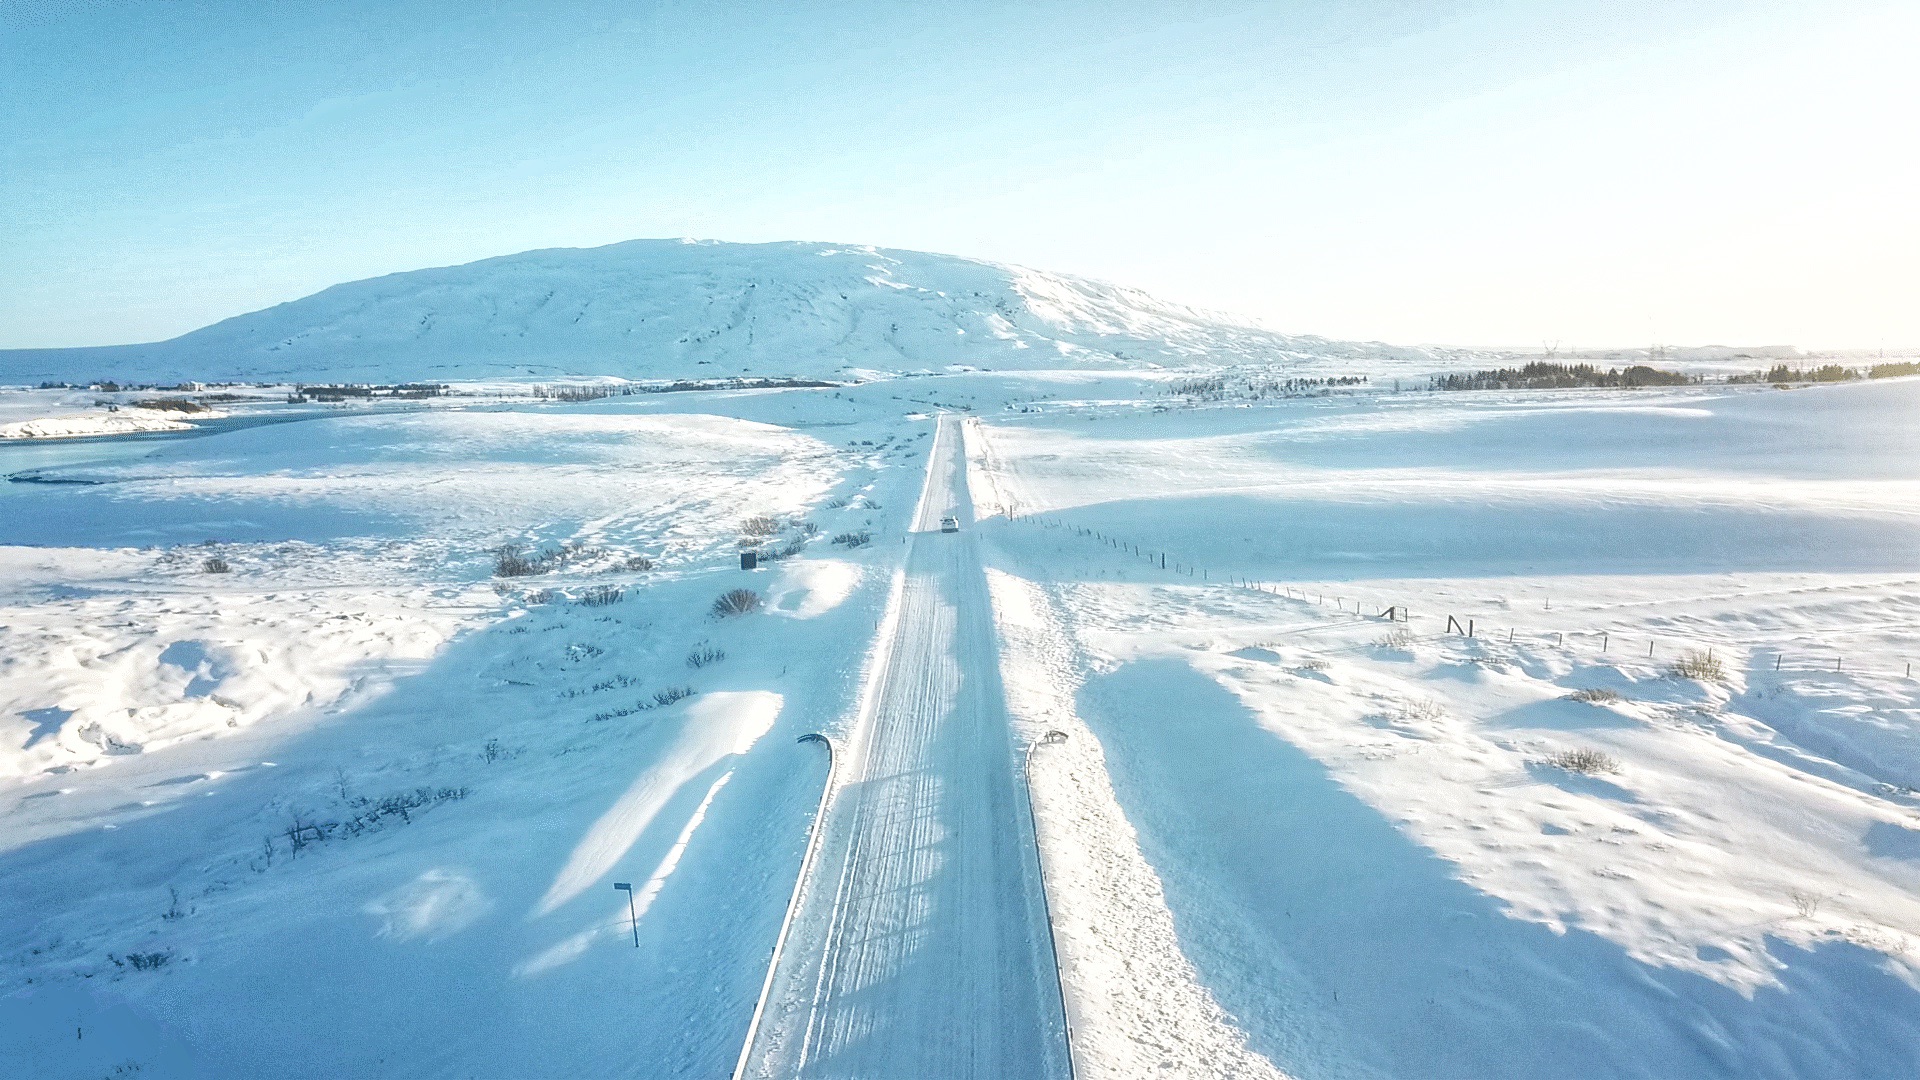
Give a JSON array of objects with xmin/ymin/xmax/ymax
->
[
  {"xmin": 0, "ymin": 410, "xmax": 196, "ymax": 440},
  {"xmin": 973, "ymin": 376, "xmax": 1920, "ymax": 1077}
]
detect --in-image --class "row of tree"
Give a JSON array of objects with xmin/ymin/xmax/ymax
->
[{"xmin": 1430, "ymin": 362, "xmax": 1695, "ymax": 391}]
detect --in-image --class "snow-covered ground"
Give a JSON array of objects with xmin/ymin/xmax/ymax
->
[
  {"xmin": 971, "ymin": 377, "xmax": 1920, "ymax": 1077},
  {"xmin": 0, "ymin": 388, "xmax": 937, "ymax": 1077},
  {"xmin": 7, "ymin": 365, "xmax": 1918, "ymax": 1078}
]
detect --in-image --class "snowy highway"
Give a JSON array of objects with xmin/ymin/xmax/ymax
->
[{"xmin": 740, "ymin": 416, "xmax": 1071, "ymax": 1079}]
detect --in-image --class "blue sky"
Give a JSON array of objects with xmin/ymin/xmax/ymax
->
[{"xmin": 2, "ymin": 0, "xmax": 1914, "ymax": 350}]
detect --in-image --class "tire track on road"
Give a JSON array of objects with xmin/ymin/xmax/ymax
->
[{"xmin": 741, "ymin": 415, "xmax": 1070, "ymax": 1079}]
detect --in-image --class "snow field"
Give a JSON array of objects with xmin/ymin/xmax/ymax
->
[
  {"xmin": 8, "ymin": 366, "xmax": 1918, "ymax": 1078},
  {"xmin": 970, "ymin": 378, "xmax": 1920, "ymax": 1077},
  {"xmin": 963, "ymin": 413, "xmax": 1296, "ymax": 1079},
  {"xmin": 985, "ymin": 566, "xmax": 1294, "ymax": 1080},
  {"xmin": 0, "ymin": 392, "xmax": 939, "ymax": 1077}
]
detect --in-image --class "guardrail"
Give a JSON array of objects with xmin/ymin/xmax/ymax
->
[
  {"xmin": 729, "ymin": 732, "xmax": 837, "ymax": 1080},
  {"xmin": 1023, "ymin": 729, "xmax": 1078, "ymax": 1080}
]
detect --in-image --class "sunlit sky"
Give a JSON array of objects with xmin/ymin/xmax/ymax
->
[{"xmin": 3, "ymin": 0, "xmax": 1915, "ymax": 351}]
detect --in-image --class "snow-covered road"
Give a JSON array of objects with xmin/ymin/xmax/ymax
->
[{"xmin": 741, "ymin": 416, "xmax": 1071, "ymax": 1078}]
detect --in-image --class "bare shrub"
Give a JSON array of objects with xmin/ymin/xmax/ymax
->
[
  {"xmin": 825, "ymin": 496, "xmax": 850, "ymax": 509},
  {"xmin": 494, "ymin": 541, "xmax": 601, "ymax": 578},
  {"xmin": 740, "ymin": 515, "xmax": 781, "ymax": 537},
  {"xmin": 760, "ymin": 536, "xmax": 808, "ymax": 562},
  {"xmin": 1398, "ymin": 697, "xmax": 1444, "ymax": 721},
  {"xmin": 687, "ymin": 643, "xmax": 726, "ymax": 668},
  {"xmin": 796, "ymin": 520, "xmax": 820, "ymax": 537},
  {"xmin": 622, "ymin": 554, "xmax": 655, "ymax": 572},
  {"xmin": 276, "ymin": 787, "xmax": 469, "ymax": 853},
  {"xmin": 1788, "ymin": 888, "xmax": 1829, "ymax": 919},
  {"xmin": 201, "ymin": 556, "xmax": 230, "ymax": 574},
  {"xmin": 1295, "ymin": 658, "xmax": 1330, "ymax": 673},
  {"xmin": 1671, "ymin": 649, "xmax": 1726, "ymax": 681},
  {"xmin": 494, "ymin": 548, "xmax": 540, "ymax": 577},
  {"xmin": 833, "ymin": 530, "xmax": 873, "ymax": 548},
  {"xmin": 653, "ymin": 685, "xmax": 693, "ymax": 707},
  {"xmin": 523, "ymin": 589, "xmax": 555, "ymax": 606},
  {"xmin": 1374, "ymin": 628, "xmax": 1413, "ymax": 649},
  {"xmin": 1547, "ymin": 747, "xmax": 1620, "ymax": 774},
  {"xmin": 591, "ymin": 701, "xmax": 649, "ymax": 722},
  {"xmin": 575, "ymin": 674, "xmax": 638, "ymax": 696},
  {"xmin": 336, "ymin": 786, "xmax": 467, "ymax": 837},
  {"xmin": 122, "ymin": 951, "xmax": 172, "ymax": 971},
  {"xmin": 576, "ymin": 585, "xmax": 624, "ymax": 607},
  {"xmin": 713, "ymin": 588, "xmax": 763, "ymax": 617},
  {"xmin": 1569, "ymin": 688, "xmax": 1622, "ymax": 704}
]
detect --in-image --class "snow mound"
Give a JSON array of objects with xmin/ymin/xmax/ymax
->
[
  {"xmin": 0, "ymin": 409, "xmax": 197, "ymax": 440},
  {"xmin": 0, "ymin": 239, "xmax": 1470, "ymax": 385}
]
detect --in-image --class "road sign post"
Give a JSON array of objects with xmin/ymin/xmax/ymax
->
[{"xmin": 613, "ymin": 882, "xmax": 638, "ymax": 947}]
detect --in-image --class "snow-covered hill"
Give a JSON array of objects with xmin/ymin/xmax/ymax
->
[{"xmin": 0, "ymin": 240, "xmax": 1472, "ymax": 385}]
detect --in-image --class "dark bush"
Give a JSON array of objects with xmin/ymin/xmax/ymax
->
[
  {"xmin": 494, "ymin": 548, "xmax": 540, "ymax": 577},
  {"xmin": 1547, "ymin": 747, "xmax": 1619, "ymax": 774},
  {"xmin": 124, "ymin": 951, "xmax": 172, "ymax": 971},
  {"xmin": 713, "ymin": 588, "xmax": 763, "ymax": 616}
]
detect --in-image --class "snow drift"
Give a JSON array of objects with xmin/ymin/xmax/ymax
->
[{"xmin": 0, "ymin": 239, "xmax": 1469, "ymax": 385}]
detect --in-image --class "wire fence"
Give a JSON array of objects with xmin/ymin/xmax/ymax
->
[{"xmin": 1002, "ymin": 510, "xmax": 1919, "ymax": 682}]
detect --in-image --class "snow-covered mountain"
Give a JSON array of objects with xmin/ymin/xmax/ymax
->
[{"xmin": 0, "ymin": 239, "xmax": 1470, "ymax": 385}]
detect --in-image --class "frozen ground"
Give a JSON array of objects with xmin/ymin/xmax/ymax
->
[
  {"xmin": 971, "ymin": 376, "xmax": 1920, "ymax": 1078},
  {"xmin": 0, "ymin": 386, "xmax": 938, "ymax": 1077},
  {"xmin": 5, "ymin": 369, "xmax": 1918, "ymax": 1078}
]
